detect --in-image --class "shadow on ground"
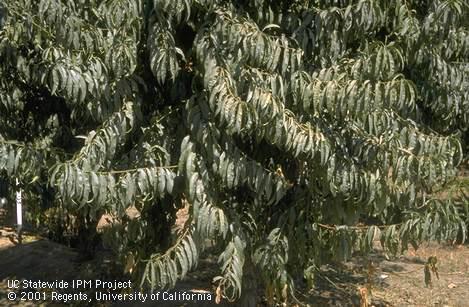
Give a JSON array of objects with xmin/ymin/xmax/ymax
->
[{"xmin": 0, "ymin": 230, "xmax": 234, "ymax": 307}]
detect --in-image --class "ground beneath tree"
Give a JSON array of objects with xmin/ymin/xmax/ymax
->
[
  {"xmin": 0, "ymin": 227, "xmax": 468, "ymax": 306},
  {"xmin": 302, "ymin": 243, "xmax": 469, "ymax": 307}
]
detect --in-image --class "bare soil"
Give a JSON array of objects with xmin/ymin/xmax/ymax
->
[
  {"xmin": 370, "ymin": 243, "xmax": 469, "ymax": 307},
  {"xmin": 302, "ymin": 243, "xmax": 469, "ymax": 307}
]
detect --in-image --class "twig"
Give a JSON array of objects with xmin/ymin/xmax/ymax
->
[
  {"xmin": 93, "ymin": 165, "xmax": 178, "ymax": 175},
  {"xmin": 315, "ymin": 273, "xmax": 351, "ymax": 296}
]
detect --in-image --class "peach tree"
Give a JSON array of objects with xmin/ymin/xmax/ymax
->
[{"xmin": 0, "ymin": 0, "xmax": 468, "ymax": 304}]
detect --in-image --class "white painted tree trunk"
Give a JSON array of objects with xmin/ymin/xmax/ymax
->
[{"xmin": 16, "ymin": 178, "xmax": 22, "ymax": 236}]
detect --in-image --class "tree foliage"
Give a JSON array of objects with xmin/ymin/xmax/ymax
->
[{"xmin": 0, "ymin": 0, "xmax": 468, "ymax": 304}]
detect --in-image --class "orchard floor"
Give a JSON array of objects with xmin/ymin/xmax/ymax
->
[{"xmin": 0, "ymin": 227, "xmax": 468, "ymax": 307}]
